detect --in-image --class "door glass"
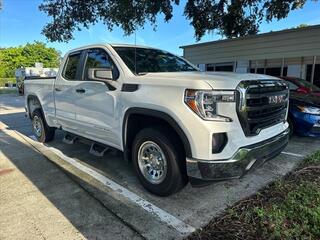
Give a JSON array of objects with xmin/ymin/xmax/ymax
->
[
  {"xmin": 285, "ymin": 81, "xmax": 299, "ymax": 91},
  {"xmin": 63, "ymin": 52, "xmax": 81, "ymax": 80},
  {"xmin": 84, "ymin": 49, "xmax": 118, "ymax": 80}
]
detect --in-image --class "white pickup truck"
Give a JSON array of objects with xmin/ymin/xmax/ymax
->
[{"xmin": 24, "ymin": 44, "xmax": 290, "ymax": 196}]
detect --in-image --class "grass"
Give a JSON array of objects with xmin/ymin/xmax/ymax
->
[
  {"xmin": 0, "ymin": 78, "xmax": 18, "ymax": 94},
  {"xmin": 0, "ymin": 88, "xmax": 17, "ymax": 94},
  {"xmin": 187, "ymin": 151, "xmax": 320, "ymax": 240}
]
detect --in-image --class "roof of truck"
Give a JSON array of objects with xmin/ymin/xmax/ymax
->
[
  {"xmin": 110, "ymin": 43, "xmax": 155, "ymax": 49},
  {"xmin": 63, "ymin": 43, "xmax": 159, "ymax": 56}
]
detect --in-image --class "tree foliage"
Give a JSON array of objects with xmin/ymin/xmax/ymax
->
[
  {"xmin": 39, "ymin": 0, "xmax": 317, "ymax": 42},
  {"xmin": 0, "ymin": 42, "xmax": 61, "ymax": 78}
]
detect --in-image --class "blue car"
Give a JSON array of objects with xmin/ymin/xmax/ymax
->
[{"xmin": 288, "ymin": 93, "xmax": 320, "ymax": 137}]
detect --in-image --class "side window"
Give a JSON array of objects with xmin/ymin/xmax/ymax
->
[
  {"xmin": 63, "ymin": 52, "xmax": 81, "ymax": 80},
  {"xmin": 84, "ymin": 48, "xmax": 119, "ymax": 80}
]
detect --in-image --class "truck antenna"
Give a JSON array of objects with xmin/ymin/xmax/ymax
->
[
  {"xmin": 134, "ymin": 3, "xmax": 137, "ymax": 75},
  {"xmin": 134, "ymin": 30, "xmax": 137, "ymax": 75}
]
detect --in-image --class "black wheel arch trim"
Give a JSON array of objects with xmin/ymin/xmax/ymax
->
[
  {"xmin": 123, "ymin": 108, "xmax": 192, "ymax": 158},
  {"xmin": 27, "ymin": 94, "xmax": 42, "ymax": 118}
]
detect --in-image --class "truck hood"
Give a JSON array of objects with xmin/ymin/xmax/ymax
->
[{"xmin": 138, "ymin": 71, "xmax": 280, "ymax": 90}]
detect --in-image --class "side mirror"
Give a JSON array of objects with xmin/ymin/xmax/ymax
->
[{"xmin": 88, "ymin": 68, "xmax": 113, "ymax": 81}]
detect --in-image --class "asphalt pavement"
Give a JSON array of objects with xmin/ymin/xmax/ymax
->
[{"xmin": 1, "ymin": 94, "xmax": 319, "ymax": 240}]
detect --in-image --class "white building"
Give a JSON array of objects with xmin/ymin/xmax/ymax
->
[{"xmin": 181, "ymin": 25, "xmax": 320, "ymax": 87}]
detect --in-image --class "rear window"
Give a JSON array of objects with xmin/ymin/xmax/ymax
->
[{"xmin": 63, "ymin": 52, "xmax": 81, "ymax": 80}]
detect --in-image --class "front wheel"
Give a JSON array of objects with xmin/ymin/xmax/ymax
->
[
  {"xmin": 132, "ymin": 127, "xmax": 187, "ymax": 196},
  {"xmin": 31, "ymin": 109, "xmax": 55, "ymax": 143}
]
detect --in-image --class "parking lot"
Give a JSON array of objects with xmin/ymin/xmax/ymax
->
[{"xmin": 1, "ymin": 94, "xmax": 320, "ymax": 240}]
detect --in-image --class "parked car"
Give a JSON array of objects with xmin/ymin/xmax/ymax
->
[
  {"xmin": 280, "ymin": 77, "xmax": 320, "ymax": 137},
  {"xmin": 280, "ymin": 76, "xmax": 320, "ymax": 96},
  {"xmin": 24, "ymin": 44, "xmax": 289, "ymax": 196},
  {"xmin": 15, "ymin": 66, "xmax": 58, "ymax": 95}
]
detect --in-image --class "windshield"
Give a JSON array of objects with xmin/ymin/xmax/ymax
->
[
  {"xmin": 294, "ymin": 78, "xmax": 320, "ymax": 92},
  {"xmin": 113, "ymin": 47, "xmax": 198, "ymax": 74}
]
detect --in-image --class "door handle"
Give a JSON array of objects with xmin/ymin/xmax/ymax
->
[
  {"xmin": 55, "ymin": 87, "xmax": 62, "ymax": 92},
  {"xmin": 76, "ymin": 88, "xmax": 86, "ymax": 93}
]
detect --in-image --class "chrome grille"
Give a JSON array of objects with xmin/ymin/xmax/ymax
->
[{"xmin": 236, "ymin": 80, "xmax": 289, "ymax": 136}]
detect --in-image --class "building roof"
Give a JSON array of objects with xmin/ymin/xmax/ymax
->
[{"xmin": 180, "ymin": 24, "xmax": 320, "ymax": 49}]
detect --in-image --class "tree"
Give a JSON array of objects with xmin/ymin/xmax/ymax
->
[
  {"xmin": 0, "ymin": 42, "xmax": 61, "ymax": 78},
  {"xmin": 295, "ymin": 23, "xmax": 309, "ymax": 28},
  {"xmin": 39, "ymin": 0, "xmax": 318, "ymax": 42}
]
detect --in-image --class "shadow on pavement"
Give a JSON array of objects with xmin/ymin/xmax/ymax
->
[{"xmin": 0, "ymin": 125, "xmax": 142, "ymax": 240}]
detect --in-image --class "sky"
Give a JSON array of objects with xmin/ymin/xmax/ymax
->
[{"xmin": 1, "ymin": 0, "xmax": 320, "ymax": 56}]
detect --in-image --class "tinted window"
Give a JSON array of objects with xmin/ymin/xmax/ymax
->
[
  {"xmin": 63, "ymin": 52, "xmax": 81, "ymax": 80},
  {"xmin": 113, "ymin": 47, "xmax": 198, "ymax": 74},
  {"xmin": 294, "ymin": 77, "xmax": 320, "ymax": 91},
  {"xmin": 285, "ymin": 81, "xmax": 299, "ymax": 91},
  {"xmin": 84, "ymin": 48, "xmax": 118, "ymax": 80}
]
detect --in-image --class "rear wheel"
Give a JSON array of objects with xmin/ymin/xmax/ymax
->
[
  {"xmin": 132, "ymin": 127, "xmax": 187, "ymax": 196},
  {"xmin": 32, "ymin": 109, "xmax": 55, "ymax": 143}
]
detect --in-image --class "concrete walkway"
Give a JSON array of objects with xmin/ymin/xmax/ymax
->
[{"xmin": 0, "ymin": 97, "xmax": 142, "ymax": 240}]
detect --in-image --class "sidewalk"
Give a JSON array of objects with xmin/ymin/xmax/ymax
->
[{"xmin": 0, "ymin": 129, "xmax": 142, "ymax": 240}]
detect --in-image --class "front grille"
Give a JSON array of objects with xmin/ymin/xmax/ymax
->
[{"xmin": 236, "ymin": 80, "xmax": 289, "ymax": 136}]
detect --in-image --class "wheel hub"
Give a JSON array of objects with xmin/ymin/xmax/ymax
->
[
  {"xmin": 33, "ymin": 115, "xmax": 42, "ymax": 137},
  {"xmin": 137, "ymin": 141, "xmax": 167, "ymax": 184}
]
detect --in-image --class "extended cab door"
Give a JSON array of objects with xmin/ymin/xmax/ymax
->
[
  {"xmin": 54, "ymin": 51, "xmax": 84, "ymax": 131},
  {"xmin": 75, "ymin": 48, "xmax": 121, "ymax": 148}
]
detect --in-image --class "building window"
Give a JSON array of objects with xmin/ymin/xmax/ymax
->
[
  {"xmin": 257, "ymin": 68, "xmax": 265, "ymax": 74},
  {"xmin": 266, "ymin": 67, "xmax": 281, "ymax": 76},
  {"xmin": 249, "ymin": 67, "xmax": 287, "ymax": 77},
  {"xmin": 206, "ymin": 62, "xmax": 234, "ymax": 72},
  {"xmin": 206, "ymin": 64, "xmax": 215, "ymax": 71},
  {"xmin": 215, "ymin": 65, "xmax": 234, "ymax": 72},
  {"xmin": 306, "ymin": 64, "xmax": 320, "ymax": 87}
]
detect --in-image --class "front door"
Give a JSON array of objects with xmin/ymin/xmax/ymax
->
[{"xmin": 75, "ymin": 48, "xmax": 121, "ymax": 148}]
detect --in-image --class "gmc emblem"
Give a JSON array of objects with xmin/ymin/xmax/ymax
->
[{"xmin": 268, "ymin": 94, "xmax": 286, "ymax": 104}]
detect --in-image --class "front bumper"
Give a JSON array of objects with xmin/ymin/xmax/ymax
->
[
  {"xmin": 187, "ymin": 128, "xmax": 289, "ymax": 180},
  {"xmin": 292, "ymin": 111, "xmax": 320, "ymax": 137}
]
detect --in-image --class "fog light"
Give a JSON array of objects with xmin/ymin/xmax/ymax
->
[{"xmin": 212, "ymin": 133, "xmax": 228, "ymax": 154}]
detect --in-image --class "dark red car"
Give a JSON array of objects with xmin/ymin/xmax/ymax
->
[{"xmin": 280, "ymin": 76, "xmax": 320, "ymax": 96}]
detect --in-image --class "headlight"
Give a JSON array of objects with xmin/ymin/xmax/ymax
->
[
  {"xmin": 297, "ymin": 106, "xmax": 320, "ymax": 115},
  {"xmin": 184, "ymin": 89, "xmax": 235, "ymax": 121}
]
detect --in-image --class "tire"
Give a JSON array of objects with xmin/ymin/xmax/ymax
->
[
  {"xmin": 31, "ymin": 109, "xmax": 55, "ymax": 143},
  {"xmin": 132, "ymin": 127, "xmax": 187, "ymax": 196}
]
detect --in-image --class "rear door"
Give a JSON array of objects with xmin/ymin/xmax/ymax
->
[
  {"xmin": 75, "ymin": 48, "xmax": 121, "ymax": 148},
  {"xmin": 54, "ymin": 51, "xmax": 84, "ymax": 131}
]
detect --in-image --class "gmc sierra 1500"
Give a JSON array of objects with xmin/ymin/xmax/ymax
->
[{"xmin": 24, "ymin": 44, "xmax": 290, "ymax": 196}]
